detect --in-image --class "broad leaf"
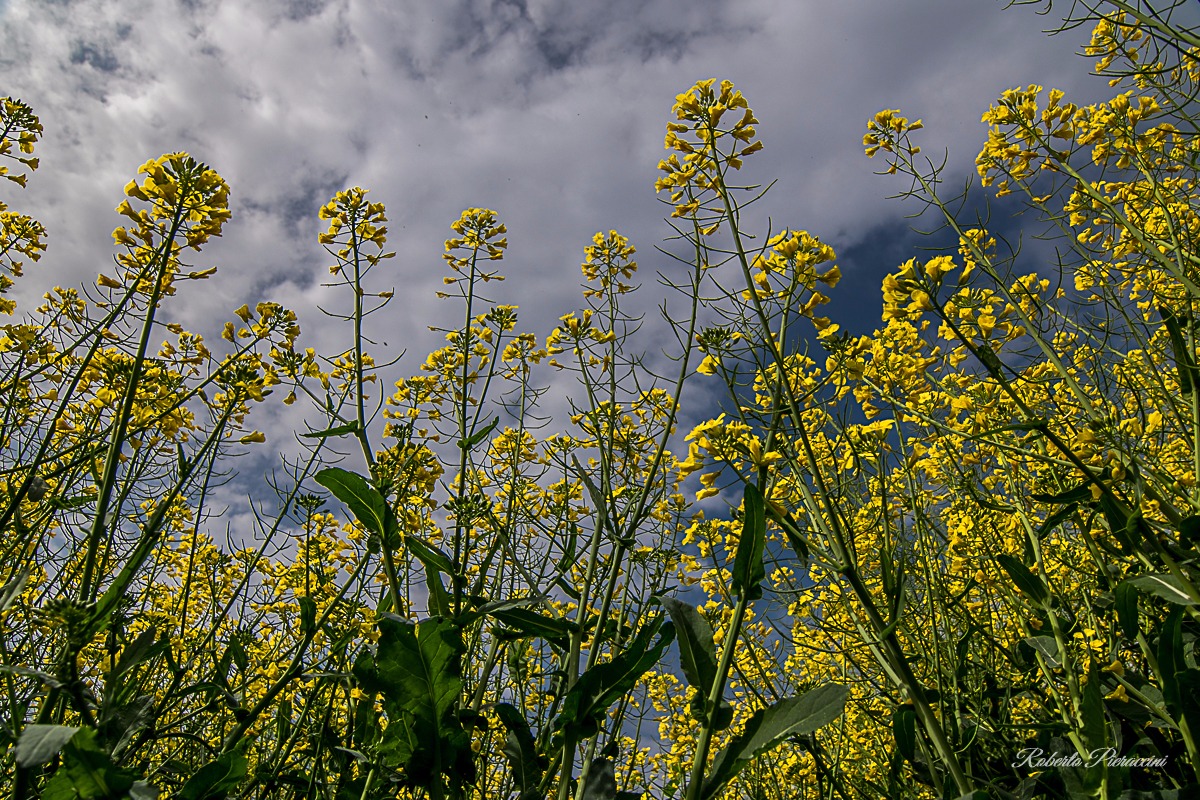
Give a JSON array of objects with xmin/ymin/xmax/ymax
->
[
  {"xmin": 1097, "ymin": 493, "xmax": 1143, "ymax": 554},
  {"xmin": 1180, "ymin": 515, "xmax": 1200, "ymax": 547},
  {"xmin": 407, "ymin": 535, "xmax": 455, "ymax": 576},
  {"xmin": 1024, "ymin": 635, "xmax": 1062, "ymax": 669},
  {"xmin": 1030, "ymin": 483, "xmax": 1090, "ymax": 504},
  {"xmin": 995, "ymin": 554, "xmax": 1049, "ymax": 605},
  {"xmin": 1080, "ymin": 661, "xmax": 1107, "ymax": 751},
  {"xmin": 15, "ymin": 724, "xmax": 80, "ymax": 767},
  {"xmin": 110, "ymin": 627, "xmax": 167, "ymax": 680},
  {"xmin": 892, "ymin": 706, "xmax": 916, "ymax": 763},
  {"xmin": 1035, "ymin": 503, "xmax": 1078, "ymax": 540},
  {"xmin": 353, "ymin": 615, "xmax": 473, "ymax": 787},
  {"xmin": 661, "ymin": 597, "xmax": 731, "ymax": 728},
  {"xmin": 1162, "ymin": 306, "xmax": 1199, "ymax": 395},
  {"xmin": 554, "ymin": 616, "xmax": 675, "ymax": 744},
  {"xmin": 425, "ymin": 564, "xmax": 452, "ymax": 618},
  {"xmin": 1115, "ymin": 580, "xmax": 1140, "ymax": 640},
  {"xmin": 581, "ymin": 757, "xmax": 617, "ymax": 800},
  {"xmin": 178, "ymin": 748, "xmax": 248, "ymax": 800},
  {"xmin": 0, "ymin": 567, "xmax": 30, "ymax": 614},
  {"xmin": 299, "ymin": 596, "xmax": 318, "ymax": 635},
  {"xmin": 661, "ymin": 597, "xmax": 718, "ymax": 693},
  {"xmin": 301, "ymin": 421, "xmax": 360, "ymax": 439},
  {"xmin": 1124, "ymin": 573, "xmax": 1198, "ymax": 606},
  {"xmin": 460, "ymin": 595, "xmax": 544, "ymax": 626},
  {"xmin": 315, "ymin": 467, "xmax": 390, "ymax": 539},
  {"xmin": 58, "ymin": 727, "xmax": 138, "ymax": 800},
  {"xmin": 495, "ymin": 703, "xmax": 544, "ymax": 800},
  {"xmin": 700, "ymin": 683, "xmax": 849, "ymax": 800},
  {"xmin": 490, "ymin": 607, "xmax": 575, "ymax": 646},
  {"xmin": 458, "ymin": 415, "xmax": 500, "ymax": 449},
  {"xmin": 1157, "ymin": 607, "xmax": 1185, "ymax": 720},
  {"xmin": 733, "ymin": 483, "xmax": 766, "ymax": 601}
]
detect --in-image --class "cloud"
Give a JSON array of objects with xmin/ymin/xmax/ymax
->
[{"xmin": 0, "ymin": 0, "xmax": 1121, "ymax": 475}]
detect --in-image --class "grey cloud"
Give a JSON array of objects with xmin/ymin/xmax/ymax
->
[
  {"xmin": 69, "ymin": 40, "xmax": 120, "ymax": 73},
  {"xmin": 0, "ymin": 0, "xmax": 1120, "ymax": 462}
]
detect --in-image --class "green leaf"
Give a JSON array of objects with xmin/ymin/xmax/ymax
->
[
  {"xmin": 1081, "ymin": 660, "xmax": 1107, "ymax": 751},
  {"xmin": 460, "ymin": 595, "xmax": 543, "ymax": 625},
  {"xmin": 995, "ymin": 554, "xmax": 1049, "ymax": 605},
  {"xmin": 1024, "ymin": 635, "xmax": 1062, "ymax": 669},
  {"xmin": 299, "ymin": 596, "xmax": 317, "ymax": 635},
  {"xmin": 1097, "ymin": 492, "xmax": 1142, "ymax": 554},
  {"xmin": 574, "ymin": 458, "xmax": 609, "ymax": 528},
  {"xmin": 227, "ymin": 637, "xmax": 248, "ymax": 675},
  {"xmin": 1035, "ymin": 503, "xmax": 1079, "ymax": 540},
  {"xmin": 129, "ymin": 781, "xmax": 158, "ymax": 800},
  {"xmin": 15, "ymin": 724, "xmax": 80, "ymax": 767},
  {"xmin": 494, "ymin": 703, "xmax": 544, "ymax": 800},
  {"xmin": 110, "ymin": 626, "xmax": 166, "ymax": 680},
  {"xmin": 58, "ymin": 728, "xmax": 138, "ymax": 800},
  {"xmin": 315, "ymin": 468, "xmax": 390, "ymax": 539},
  {"xmin": 733, "ymin": 483, "xmax": 766, "ymax": 601},
  {"xmin": 100, "ymin": 694, "xmax": 155, "ymax": 757},
  {"xmin": 892, "ymin": 706, "xmax": 916, "ymax": 763},
  {"xmin": 301, "ymin": 421, "xmax": 361, "ymax": 439},
  {"xmin": 1161, "ymin": 306, "xmax": 1198, "ymax": 395},
  {"xmin": 660, "ymin": 597, "xmax": 732, "ymax": 728},
  {"xmin": 963, "ymin": 419, "xmax": 1047, "ymax": 442},
  {"xmin": 0, "ymin": 567, "xmax": 30, "ymax": 614},
  {"xmin": 660, "ymin": 597, "xmax": 719, "ymax": 696},
  {"xmin": 407, "ymin": 535, "xmax": 455, "ymax": 576},
  {"xmin": 1177, "ymin": 669, "xmax": 1200, "ymax": 755},
  {"xmin": 1157, "ymin": 607, "xmax": 1185, "ymax": 720},
  {"xmin": 458, "ymin": 415, "xmax": 500, "ymax": 450},
  {"xmin": 580, "ymin": 757, "xmax": 617, "ymax": 800},
  {"xmin": 178, "ymin": 748, "xmax": 248, "ymax": 800},
  {"xmin": 1179, "ymin": 515, "xmax": 1200, "ymax": 547},
  {"xmin": 47, "ymin": 494, "xmax": 95, "ymax": 510},
  {"xmin": 1124, "ymin": 573, "xmax": 1198, "ymax": 606},
  {"xmin": 699, "ymin": 683, "xmax": 849, "ymax": 800},
  {"xmin": 40, "ymin": 773, "xmax": 77, "ymax": 800},
  {"xmin": 1115, "ymin": 580, "xmax": 1139, "ymax": 640},
  {"xmin": 554, "ymin": 616, "xmax": 675, "ymax": 744},
  {"xmin": 1030, "ymin": 483, "xmax": 1090, "ymax": 504},
  {"xmin": 0, "ymin": 664, "xmax": 62, "ymax": 689},
  {"xmin": 556, "ymin": 521, "xmax": 580, "ymax": 573},
  {"xmin": 353, "ymin": 615, "xmax": 473, "ymax": 787},
  {"xmin": 763, "ymin": 501, "xmax": 808, "ymax": 565},
  {"xmin": 489, "ymin": 607, "xmax": 575, "ymax": 646},
  {"xmin": 425, "ymin": 565, "xmax": 452, "ymax": 618}
]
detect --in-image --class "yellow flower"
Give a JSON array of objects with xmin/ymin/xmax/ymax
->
[{"xmin": 697, "ymin": 354, "xmax": 721, "ymax": 375}]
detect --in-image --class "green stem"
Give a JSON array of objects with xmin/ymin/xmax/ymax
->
[
  {"xmin": 78, "ymin": 209, "xmax": 186, "ymax": 604},
  {"xmin": 684, "ymin": 591, "xmax": 750, "ymax": 800}
]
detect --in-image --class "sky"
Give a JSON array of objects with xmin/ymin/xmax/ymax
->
[{"xmin": 0, "ymin": 0, "xmax": 1128, "ymax": 503}]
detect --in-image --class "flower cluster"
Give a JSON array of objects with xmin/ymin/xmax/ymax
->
[
  {"xmin": 108, "ymin": 153, "xmax": 231, "ymax": 301},
  {"xmin": 0, "ymin": 97, "xmax": 42, "ymax": 187},
  {"xmin": 442, "ymin": 207, "xmax": 507, "ymax": 288},
  {"xmin": 0, "ymin": 98, "xmax": 45, "ymax": 314},
  {"xmin": 318, "ymin": 186, "xmax": 392, "ymax": 280},
  {"xmin": 862, "ymin": 108, "xmax": 923, "ymax": 173},
  {"xmin": 750, "ymin": 229, "xmax": 840, "ymax": 327},
  {"xmin": 655, "ymin": 78, "xmax": 762, "ymax": 231},
  {"xmin": 581, "ymin": 229, "xmax": 637, "ymax": 297}
]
